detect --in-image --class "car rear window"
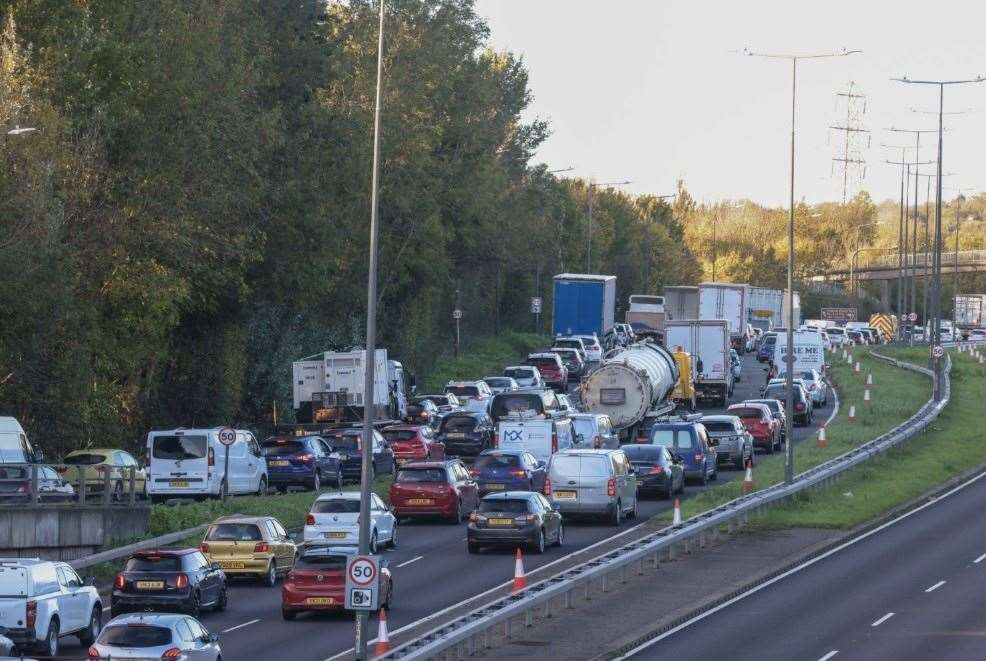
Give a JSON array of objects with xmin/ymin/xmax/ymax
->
[
  {"xmin": 479, "ymin": 499, "xmax": 530, "ymax": 513},
  {"xmin": 579, "ymin": 456, "xmax": 612, "ymax": 477},
  {"xmin": 98, "ymin": 625, "xmax": 173, "ymax": 648},
  {"xmin": 446, "ymin": 386, "xmax": 480, "ymax": 398},
  {"xmin": 0, "ymin": 466, "xmax": 28, "ymax": 479},
  {"xmin": 474, "ymin": 453, "xmax": 520, "ymax": 469},
  {"xmin": 152, "ymin": 435, "xmax": 207, "ymax": 461},
  {"xmin": 730, "ymin": 408, "xmax": 764, "ymax": 419},
  {"xmin": 311, "ymin": 499, "xmax": 361, "ymax": 514},
  {"xmin": 395, "ymin": 468, "xmax": 447, "ymax": 483},
  {"xmin": 205, "ymin": 523, "xmax": 263, "ymax": 542},
  {"xmin": 295, "ymin": 554, "xmax": 348, "ymax": 570},
  {"xmin": 485, "ymin": 378, "xmax": 512, "ymax": 388},
  {"xmin": 702, "ymin": 421, "xmax": 735, "ymax": 433},
  {"xmin": 261, "ymin": 440, "xmax": 305, "ymax": 456},
  {"xmin": 442, "ymin": 415, "xmax": 478, "ymax": 433},
  {"xmin": 528, "ymin": 358, "xmax": 558, "ymax": 370},
  {"xmin": 332, "ymin": 436, "xmax": 360, "ymax": 451},
  {"xmin": 504, "ymin": 368, "xmax": 535, "ymax": 380},
  {"xmin": 125, "ymin": 556, "xmax": 182, "ymax": 572},
  {"xmin": 649, "ymin": 429, "xmax": 676, "ymax": 448},
  {"xmin": 383, "ymin": 430, "xmax": 419, "ymax": 442},
  {"xmin": 63, "ymin": 453, "xmax": 107, "ymax": 465},
  {"xmin": 490, "ymin": 394, "xmax": 544, "ymax": 420}
]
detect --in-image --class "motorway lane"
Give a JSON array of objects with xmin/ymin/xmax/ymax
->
[
  {"xmin": 59, "ymin": 349, "xmax": 829, "ymax": 661},
  {"xmin": 627, "ymin": 470, "xmax": 986, "ymax": 661}
]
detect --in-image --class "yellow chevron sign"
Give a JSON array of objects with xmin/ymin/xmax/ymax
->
[{"xmin": 869, "ymin": 313, "xmax": 896, "ymax": 342}]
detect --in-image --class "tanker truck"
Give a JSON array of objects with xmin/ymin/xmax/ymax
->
[{"xmin": 581, "ymin": 341, "xmax": 680, "ymax": 443}]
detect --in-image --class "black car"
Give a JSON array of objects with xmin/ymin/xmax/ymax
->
[
  {"xmin": 761, "ymin": 383, "xmax": 813, "ymax": 426},
  {"xmin": 322, "ymin": 429, "xmax": 395, "ymax": 481},
  {"xmin": 437, "ymin": 411, "xmax": 494, "ymax": 458},
  {"xmin": 261, "ymin": 435, "xmax": 343, "ymax": 492},
  {"xmin": 404, "ymin": 398, "xmax": 441, "ymax": 426},
  {"xmin": 622, "ymin": 444, "xmax": 685, "ymax": 499},
  {"xmin": 467, "ymin": 491, "xmax": 563, "ymax": 554},
  {"xmin": 413, "ymin": 393, "xmax": 462, "ymax": 415},
  {"xmin": 111, "ymin": 548, "xmax": 226, "ymax": 618}
]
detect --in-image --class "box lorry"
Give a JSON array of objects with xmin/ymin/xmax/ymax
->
[
  {"xmin": 664, "ymin": 320, "xmax": 733, "ymax": 407},
  {"xmin": 625, "ymin": 294, "xmax": 665, "ymax": 332},
  {"xmin": 699, "ymin": 282, "xmax": 749, "ymax": 352},
  {"xmin": 552, "ymin": 274, "xmax": 617, "ymax": 337},
  {"xmin": 954, "ymin": 295, "xmax": 986, "ymax": 335},
  {"xmin": 663, "ymin": 286, "xmax": 699, "ymax": 321}
]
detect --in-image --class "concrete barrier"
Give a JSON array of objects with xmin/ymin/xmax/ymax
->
[{"xmin": 0, "ymin": 504, "xmax": 150, "ymax": 561}]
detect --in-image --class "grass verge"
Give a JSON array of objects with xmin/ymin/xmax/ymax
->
[
  {"xmin": 420, "ymin": 332, "xmax": 547, "ymax": 391},
  {"xmin": 650, "ymin": 347, "xmax": 930, "ymax": 526},
  {"xmin": 753, "ymin": 346, "xmax": 979, "ymax": 529}
]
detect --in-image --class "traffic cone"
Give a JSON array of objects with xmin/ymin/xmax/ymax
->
[
  {"xmin": 817, "ymin": 424, "xmax": 828, "ymax": 449},
  {"xmin": 854, "ymin": 361, "xmax": 861, "ymax": 374},
  {"xmin": 848, "ymin": 404, "xmax": 856, "ymax": 423},
  {"xmin": 672, "ymin": 498, "xmax": 682, "ymax": 526},
  {"xmin": 841, "ymin": 349, "xmax": 847, "ymax": 360},
  {"xmin": 374, "ymin": 609, "xmax": 391, "ymax": 656},
  {"xmin": 847, "ymin": 353, "xmax": 853, "ymax": 366},
  {"xmin": 980, "ymin": 354, "xmax": 985, "ymax": 365},
  {"xmin": 866, "ymin": 372, "xmax": 873, "ymax": 386},
  {"xmin": 864, "ymin": 387, "xmax": 871, "ymax": 402},
  {"xmin": 511, "ymin": 548, "xmax": 527, "ymax": 593},
  {"xmin": 741, "ymin": 460, "xmax": 754, "ymax": 494}
]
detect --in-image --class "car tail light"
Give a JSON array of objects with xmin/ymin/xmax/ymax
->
[
  {"xmin": 492, "ymin": 432, "xmax": 499, "ymax": 449},
  {"xmin": 114, "ymin": 574, "xmax": 125, "ymax": 590},
  {"xmin": 306, "ymin": 514, "xmax": 316, "ymax": 525},
  {"xmin": 509, "ymin": 469, "xmax": 527, "ymax": 478},
  {"xmin": 88, "ymin": 646, "xmax": 101, "ymax": 660},
  {"xmin": 199, "ymin": 542, "xmax": 209, "ymax": 554},
  {"xmin": 694, "ymin": 453, "xmax": 703, "ymax": 462},
  {"xmin": 161, "ymin": 648, "xmax": 184, "ymax": 660},
  {"xmin": 543, "ymin": 477, "xmax": 551, "ymax": 496},
  {"xmin": 255, "ymin": 542, "xmax": 270, "ymax": 553},
  {"xmin": 607, "ymin": 479, "xmax": 616, "ymax": 497},
  {"xmin": 15, "ymin": 483, "xmax": 27, "ymax": 493},
  {"xmin": 635, "ymin": 437, "xmax": 648, "ymax": 444},
  {"xmin": 208, "ymin": 447, "xmax": 215, "ymax": 467},
  {"xmin": 551, "ymin": 431, "xmax": 558, "ymax": 454},
  {"xmin": 649, "ymin": 465, "xmax": 665, "ymax": 475},
  {"xmin": 468, "ymin": 467, "xmax": 479, "ymax": 477},
  {"xmin": 299, "ymin": 453, "xmax": 314, "ymax": 464},
  {"xmin": 26, "ymin": 600, "xmax": 37, "ymax": 627},
  {"xmin": 175, "ymin": 573, "xmax": 189, "ymax": 589}
]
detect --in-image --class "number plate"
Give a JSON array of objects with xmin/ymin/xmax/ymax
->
[
  {"xmin": 406, "ymin": 498, "xmax": 433, "ymax": 505},
  {"xmin": 485, "ymin": 483, "xmax": 505, "ymax": 490},
  {"xmin": 219, "ymin": 561, "xmax": 245, "ymax": 569},
  {"xmin": 488, "ymin": 518, "xmax": 513, "ymax": 526},
  {"xmin": 324, "ymin": 532, "xmax": 347, "ymax": 539},
  {"xmin": 305, "ymin": 597, "xmax": 336, "ymax": 605},
  {"xmin": 270, "ymin": 460, "xmax": 290, "ymax": 467},
  {"xmin": 446, "ymin": 432, "xmax": 466, "ymax": 439},
  {"xmin": 136, "ymin": 580, "xmax": 164, "ymax": 590},
  {"xmin": 396, "ymin": 458, "xmax": 410, "ymax": 465},
  {"xmin": 553, "ymin": 490, "xmax": 577, "ymax": 500},
  {"xmin": 169, "ymin": 480, "xmax": 189, "ymax": 488}
]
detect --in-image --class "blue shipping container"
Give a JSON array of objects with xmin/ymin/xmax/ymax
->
[{"xmin": 552, "ymin": 274, "xmax": 617, "ymax": 336}]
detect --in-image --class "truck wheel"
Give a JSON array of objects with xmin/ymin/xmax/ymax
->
[
  {"xmin": 610, "ymin": 501, "xmax": 622, "ymax": 526},
  {"xmin": 38, "ymin": 618, "xmax": 58, "ymax": 657},
  {"xmin": 78, "ymin": 606, "xmax": 101, "ymax": 645}
]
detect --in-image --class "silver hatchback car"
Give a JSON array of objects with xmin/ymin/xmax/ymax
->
[
  {"xmin": 90, "ymin": 613, "xmax": 221, "ymax": 660},
  {"xmin": 547, "ymin": 449, "xmax": 638, "ymax": 525}
]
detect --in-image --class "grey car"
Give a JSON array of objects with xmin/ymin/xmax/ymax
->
[
  {"xmin": 569, "ymin": 413, "xmax": 618, "ymax": 449},
  {"xmin": 91, "ymin": 613, "xmax": 221, "ymax": 660},
  {"xmin": 547, "ymin": 449, "xmax": 638, "ymax": 525},
  {"xmin": 700, "ymin": 415, "xmax": 754, "ymax": 470}
]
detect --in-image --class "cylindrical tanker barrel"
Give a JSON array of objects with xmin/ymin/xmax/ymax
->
[{"xmin": 581, "ymin": 342, "xmax": 680, "ymax": 430}]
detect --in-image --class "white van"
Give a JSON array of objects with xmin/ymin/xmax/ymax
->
[
  {"xmin": 146, "ymin": 428, "xmax": 267, "ymax": 502},
  {"xmin": 0, "ymin": 417, "xmax": 43, "ymax": 464}
]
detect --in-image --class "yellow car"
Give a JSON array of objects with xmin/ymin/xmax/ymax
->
[
  {"xmin": 200, "ymin": 515, "xmax": 297, "ymax": 586},
  {"xmin": 57, "ymin": 448, "xmax": 147, "ymax": 500}
]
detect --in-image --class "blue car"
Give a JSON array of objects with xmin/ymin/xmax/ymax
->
[
  {"xmin": 261, "ymin": 435, "xmax": 343, "ymax": 492},
  {"xmin": 470, "ymin": 449, "xmax": 547, "ymax": 496},
  {"xmin": 644, "ymin": 421, "xmax": 718, "ymax": 485},
  {"xmin": 757, "ymin": 334, "xmax": 776, "ymax": 363}
]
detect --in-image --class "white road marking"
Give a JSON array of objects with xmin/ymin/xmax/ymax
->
[
  {"xmin": 871, "ymin": 612, "xmax": 895, "ymax": 627},
  {"xmin": 974, "ymin": 552, "xmax": 986, "ymax": 564},
  {"xmin": 222, "ymin": 618, "xmax": 260, "ymax": 633},
  {"xmin": 925, "ymin": 580, "xmax": 946, "ymax": 593},
  {"xmin": 818, "ymin": 652, "xmax": 839, "ymax": 661},
  {"xmin": 397, "ymin": 555, "xmax": 423, "ymax": 568},
  {"xmin": 613, "ymin": 469, "xmax": 986, "ymax": 659}
]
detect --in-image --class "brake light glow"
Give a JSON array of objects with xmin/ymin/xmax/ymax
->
[
  {"xmin": 254, "ymin": 542, "xmax": 270, "ymax": 553},
  {"xmin": 694, "ymin": 453, "xmax": 703, "ymax": 462},
  {"xmin": 649, "ymin": 465, "xmax": 665, "ymax": 475},
  {"xmin": 492, "ymin": 432, "xmax": 499, "ymax": 449},
  {"xmin": 543, "ymin": 477, "xmax": 551, "ymax": 496},
  {"xmin": 114, "ymin": 574, "xmax": 125, "ymax": 589},
  {"xmin": 306, "ymin": 514, "xmax": 316, "ymax": 525},
  {"xmin": 161, "ymin": 648, "xmax": 184, "ymax": 660},
  {"xmin": 607, "ymin": 479, "xmax": 616, "ymax": 497},
  {"xmin": 509, "ymin": 469, "xmax": 527, "ymax": 478},
  {"xmin": 88, "ymin": 646, "xmax": 100, "ymax": 660},
  {"xmin": 208, "ymin": 447, "xmax": 215, "ymax": 467},
  {"xmin": 635, "ymin": 437, "xmax": 648, "ymax": 444},
  {"xmin": 551, "ymin": 431, "xmax": 558, "ymax": 454},
  {"xmin": 199, "ymin": 542, "xmax": 209, "ymax": 554},
  {"xmin": 175, "ymin": 573, "xmax": 189, "ymax": 589},
  {"xmin": 299, "ymin": 453, "xmax": 314, "ymax": 464},
  {"xmin": 26, "ymin": 600, "xmax": 37, "ymax": 627}
]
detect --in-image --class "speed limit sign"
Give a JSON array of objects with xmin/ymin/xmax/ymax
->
[
  {"xmin": 932, "ymin": 344, "xmax": 944, "ymax": 358},
  {"xmin": 908, "ymin": 312, "xmax": 918, "ymax": 322},
  {"xmin": 217, "ymin": 427, "xmax": 237, "ymax": 446},
  {"xmin": 345, "ymin": 555, "xmax": 379, "ymax": 610}
]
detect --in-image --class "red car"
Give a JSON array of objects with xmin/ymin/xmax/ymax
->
[
  {"xmin": 727, "ymin": 403, "xmax": 781, "ymax": 453},
  {"xmin": 282, "ymin": 546, "xmax": 392, "ymax": 620},
  {"xmin": 381, "ymin": 424, "xmax": 445, "ymax": 467},
  {"xmin": 389, "ymin": 459, "xmax": 480, "ymax": 522},
  {"xmin": 525, "ymin": 353, "xmax": 568, "ymax": 391}
]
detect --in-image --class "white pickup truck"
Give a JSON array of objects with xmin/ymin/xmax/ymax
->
[{"xmin": 0, "ymin": 559, "xmax": 102, "ymax": 657}]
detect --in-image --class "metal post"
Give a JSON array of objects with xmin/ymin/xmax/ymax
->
[
  {"xmin": 454, "ymin": 280, "xmax": 461, "ymax": 358},
  {"xmin": 30, "ymin": 464, "xmax": 39, "ymax": 505},
  {"xmin": 785, "ymin": 56, "xmax": 796, "ymax": 485},
  {"xmin": 904, "ymin": 164, "xmax": 911, "ymax": 341},
  {"xmin": 222, "ymin": 446, "xmax": 230, "ymax": 502},
  {"xmin": 103, "ymin": 467, "xmax": 112, "ymax": 505},
  {"xmin": 712, "ymin": 207, "xmax": 718, "ymax": 281},
  {"xmin": 356, "ymin": 2, "xmax": 386, "ymax": 658},
  {"xmin": 77, "ymin": 465, "xmax": 86, "ymax": 505},
  {"xmin": 954, "ymin": 195, "xmax": 963, "ymax": 300},
  {"xmin": 923, "ymin": 175, "xmax": 931, "ymax": 326},
  {"xmin": 534, "ymin": 262, "xmax": 541, "ymax": 333},
  {"xmin": 129, "ymin": 466, "xmax": 136, "ymax": 505},
  {"xmin": 911, "ymin": 135, "xmax": 921, "ymax": 328},
  {"xmin": 586, "ymin": 181, "xmax": 594, "ymax": 272},
  {"xmin": 932, "ymin": 84, "xmax": 945, "ymax": 400}
]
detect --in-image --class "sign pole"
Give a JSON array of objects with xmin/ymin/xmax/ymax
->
[{"xmin": 217, "ymin": 427, "xmax": 236, "ymax": 502}]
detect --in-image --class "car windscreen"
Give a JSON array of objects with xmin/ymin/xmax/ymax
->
[
  {"xmin": 474, "ymin": 453, "xmax": 520, "ymax": 469},
  {"xmin": 125, "ymin": 556, "xmax": 182, "ymax": 572},
  {"xmin": 395, "ymin": 468, "xmax": 446, "ymax": 483},
  {"xmin": 98, "ymin": 625, "xmax": 173, "ymax": 648},
  {"xmin": 152, "ymin": 435, "xmax": 207, "ymax": 461},
  {"xmin": 702, "ymin": 421, "xmax": 735, "ymax": 433},
  {"xmin": 383, "ymin": 430, "xmax": 419, "ymax": 442},
  {"xmin": 63, "ymin": 453, "xmax": 107, "ymax": 465},
  {"xmin": 311, "ymin": 498, "xmax": 361, "ymax": 514},
  {"xmin": 296, "ymin": 554, "xmax": 348, "ymax": 570},
  {"xmin": 479, "ymin": 499, "xmax": 529, "ymax": 514},
  {"xmin": 261, "ymin": 440, "xmax": 305, "ymax": 456},
  {"xmin": 490, "ymin": 394, "xmax": 544, "ymax": 420},
  {"xmin": 504, "ymin": 368, "xmax": 535, "ymax": 380},
  {"xmin": 763, "ymin": 386, "xmax": 799, "ymax": 402},
  {"xmin": 622, "ymin": 447, "xmax": 664, "ymax": 462},
  {"xmin": 441, "ymin": 415, "xmax": 478, "ymax": 433},
  {"xmin": 572, "ymin": 418, "xmax": 596, "ymax": 440},
  {"xmin": 446, "ymin": 386, "xmax": 480, "ymax": 398},
  {"xmin": 205, "ymin": 523, "xmax": 263, "ymax": 542}
]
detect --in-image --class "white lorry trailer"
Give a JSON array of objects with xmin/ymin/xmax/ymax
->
[{"xmin": 664, "ymin": 320, "xmax": 733, "ymax": 407}]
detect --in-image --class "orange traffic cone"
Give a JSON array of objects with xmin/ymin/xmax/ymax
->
[
  {"xmin": 672, "ymin": 498, "xmax": 682, "ymax": 526},
  {"xmin": 511, "ymin": 548, "xmax": 527, "ymax": 593},
  {"xmin": 741, "ymin": 460, "xmax": 754, "ymax": 494},
  {"xmin": 817, "ymin": 424, "xmax": 828, "ymax": 449},
  {"xmin": 848, "ymin": 404, "xmax": 856, "ymax": 423},
  {"xmin": 374, "ymin": 608, "xmax": 391, "ymax": 656}
]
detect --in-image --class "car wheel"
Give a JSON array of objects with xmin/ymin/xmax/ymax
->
[
  {"xmin": 370, "ymin": 531, "xmax": 379, "ymax": 554},
  {"xmin": 532, "ymin": 528, "xmax": 546, "ymax": 554},
  {"xmin": 282, "ymin": 608, "xmax": 297, "ymax": 621},
  {"xmin": 215, "ymin": 584, "xmax": 228, "ymax": 612},
  {"xmin": 382, "ymin": 581, "xmax": 394, "ymax": 610},
  {"xmin": 112, "ymin": 481, "xmax": 124, "ymax": 503},
  {"xmin": 710, "ymin": 465, "xmax": 718, "ymax": 481},
  {"xmin": 389, "ymin": 523, "xmax": 398, "ymax": 549},
  {"xmin": 451, "ymin": 499, "xmax": 463, "ymax": 524},
  {"xmin": 263, "ymin": 561, "xmax": 277, "ymax": 588},
  {"xmin": 39, "ymin": 618, "xmax": 58, "ymax": 658},
  {"xmin": 629, "ymin": 497, "xmax": 639, "ymax": 517},
  {"xmin": 556, "ymin": 522, "xmax": 564, "ymax": 547},
  {"xmin": 699, "ymin": 464, "xmax": 709, "ymax": 485},
  {"xmin": 311, "ymin": 470, "xmax": 321, "ymax": 492},
  {"xmin": 467, "ymin": 542, "xmax": 480, "ymax": 554},
  {"xmin": 78, "ymin": 606, "xmax": 101, "ymax": 645},
  {"xmin": 189, "ymin": 591, "xmax": 202, "ymax": 618},
  {"xmin": 610, "ymin": 501, "xmax": 622, "ymax": 526},
  {"xmin": 734, "ymin": 455, "xmax": 745, "ymax": 470}
]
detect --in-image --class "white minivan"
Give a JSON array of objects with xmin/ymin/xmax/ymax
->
[
  {"xmin": 146, "ymin": 428, "xmax": 268, "ymax": 502},
  {"xmin": 0, "ymin": 417, "xmax": 44, "ymax": 464}
]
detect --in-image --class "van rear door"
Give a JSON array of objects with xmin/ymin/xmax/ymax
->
[
  {"xmin": 497, "ymin": 420, "xmax": 554, "ymax": 463},
  {"xmin": 148, "ymin": 432, "xmax": 211, "ymax": 494},
  {"xmin": 0, "ymin": 563, "xmax": 29, "ymax": 629}
]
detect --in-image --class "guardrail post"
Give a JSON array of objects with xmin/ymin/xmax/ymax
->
[
  {"xmin": 601, "ymin": 572, "xmax": 608, "ymax": 592},
  {"xmin": 727, "ymin": 519, "xmax": 736, "ymax": 535},
  {"xmin": 636, "ymin": 558, "xmax": 644, "ymax": 575},
  {"xmin": 483, "ymin": 627, "xmax": 491, "ymax": 649},
  {"xmin": 102, "ymin": 469, "xmax": 112, "ymax": 505},
  {"xmin": 128, "ymin": 467, "xmax": 137, "ymax": 505},
  {"xmin": 77, "ymin": 466, "xmax": 86, "ymax": 505},
  {"xmin": 712, "ymin": 526, "xmax": 720, "ymax": 542},
  {"xmin": 505, "ymin": 617, "xmax": 512, "ymax": 639},
  {"xmin": 543, "ymin": 596, "xmax": 552, "ymax": 618},
  {"xmin": 668, "ymin": 543, "xmax": 676, "ymax": 561},
  {"xmin": 683, "ymin": 537, "xmax": 690, "ymax": 554},
  {"xmin": 524, "ymin": 608, "xmax": 533, "ymax": 627},
  {"xmin": 620, "ymin": 565, "xmax": 627, "ymax": 584},
  {"xmin": 650, "ymin": 551, "xmax": 659, "ymax": 568},
  {"xmin": 699, "ymin": 531, "xmax": 706, "ymax": 548},
  {"xmin": 30, "ymin": 464, "xmax": 39, "ymax": 505},
  {"xmin": 564, "ymin": 588, "xmax": 573, "ymax": 610},
  {"xmin": 584, "ymin": 581, "xmax": 591, "ymax": 601}
]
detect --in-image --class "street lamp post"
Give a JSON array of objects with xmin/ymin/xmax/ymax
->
[
  {"xmin": 849, "ymin": 222, "xmax": 880, "ymax": 296},
  {"xmin": 744, "ymin": 47, "xmax": 860, "ymax": 485},
  {"xmin": 586, "ymin": 179, "xmax": 631, "ymax": 272}
]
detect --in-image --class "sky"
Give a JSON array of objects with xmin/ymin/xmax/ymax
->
[{"xmin": 474, "ymin": 0, "xmax": 986, "ymax": 207}]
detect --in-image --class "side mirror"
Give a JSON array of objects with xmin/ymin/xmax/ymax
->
[
  {"xmin": 32, "ymin": 447, "xmax": 45, "ymax": 463},
  {"xmin": 209, "ymin": 633, "xmax": 221, "ymax": 643},
  {"xmin": 85, "ymin": 576, "xmax": 97, "ymax": 587},
  {"xmin": 211, "ymin": 562, "xmax": 222, "ymax": 571}
]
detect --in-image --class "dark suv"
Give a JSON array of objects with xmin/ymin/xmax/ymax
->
[
  {"xmin": 437, "ymin": 411, "xmax": 494, "ymax": 458},
  {"xmin": 261, "ymin": 435, "xmax": 343, "ymax": 492},
  {"xmin": 111, "ymin": 549, "xmax": 227, "ymax": 618},
  {"xmin": 643, "ymin": 421, "xmax": 718, "ymax": 485}
]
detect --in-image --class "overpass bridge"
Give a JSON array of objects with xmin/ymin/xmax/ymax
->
[{"xmin": 815, "ymin": 250, "xmax": 986, "ymax": 282}]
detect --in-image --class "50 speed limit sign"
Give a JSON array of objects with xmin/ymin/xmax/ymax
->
[
  {"xmin": 217, "ymin": 427, "xmax": 237, "ymax": 446},
  {"xmin": 932, "ymin": 344, "xmax": 945, "ymax": 358},
  {"xmin": 345, "ymin": 555, "xmax": 380, "ymax": 610}
]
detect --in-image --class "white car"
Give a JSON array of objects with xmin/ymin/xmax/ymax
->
[
  {"xmin": 445, "ymin": 380, "xmax": 494, "ymax": 414},
  {"xmin": 825, "ymin": 327, "xmax": 849, "ymax": 347},
  {"xmin": 91, "ymin": 613, "xmax": 221, "ymax": 661},
  {"xmin": 482, "ymin": 376, "xmax": 519, "ymax": 395},
  {"xmin": 969, "ymin": 328, "xmax": 986, "ymax": 341},
  {"xmin": 819, "ymin": 331, "xmax": 833, "ymax": 351},
  {"xmin": 503, "ymin": 365, "xmax": 544, "ymax": 389},
  {"xmin": 0, "ymin": 559, "xmax": 102, "ymax": 657},
  {"xmin": 573, "ymin": 335, "xmax": 604, "ymax": 362},
  {"xmin": 303, "ymin": 491, "xmax": 397, "ymax": 554},
  {"xmin": 778, "ymin": 370, "xmax": 828, "ymax": 406}
]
